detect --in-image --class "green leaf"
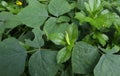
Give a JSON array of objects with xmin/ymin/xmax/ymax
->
[
  {"xmin": 94, "ymin": 54, "xmax": 120, "ymax": 76},
  {"xmin": 65, "ymin": 31, "xmax": 71, "ymax": 45},
  {"xmin": 99, "ymin": 45, "xmax": 120, "ymax": 54},
  {"xmin": 18, "ymin": 0, "xmax": 48, "ymax": 28},
  {"xmin": 88, "ymin": 0, "xmax": 94, "ymax": 11},
  {"xmin": 43, "ymin": 17, "xmax": 68, "ymax": 39},
  {"xmin": 25, "ymin": 28, "xmax": 44, "ymax": 48},
  {"xmin": 93, "ymin": 33, "xmax": 108, "ymax": 46},
  {"xmin": 57, "ymin": 47, "xmax": 72, "ymax": 63},
  {"xmin": 57, "ymin": 16, "xmax": 70, "ymax": 23},
  {"xmin": 66, "ymin": 23, "xmax": 78, "ymax": 45},
  {"xmin": 0, "ymin": 12, "xmax": 21, "ymax": 28},
  {"xmin": 77, "ymin": 0, "xmax": 87, "ymax": 10},
  {"xmin": 29, "ymin": 49, "xmax": 59, "ymax": 76},
  {"xmin": 75, "ymin": 12, "xmax": 93, "ymax": 24},
  {"xmin": 48, "ymin": 0, "xmax": 71, "ymax": 17},
  {"xmin": 0, "ymin": 38, "xmax": 27, "ymax": 76},
  {"xmin": 49, "ymin": 33, "xmax": 66, "ymax": 45},
  {"xmin": 72, "ymin": 41, "xmax": 100, "ymax": 74}
]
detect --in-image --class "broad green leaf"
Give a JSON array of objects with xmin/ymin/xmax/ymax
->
[
  {"xmin": 0, "ymin": 12, "xmax": 21, "ymax": 28},
  {"xmin": 43, "ymin": 17, "xmax": 68, "ymax": 39},
  {"xmin": 29, "ymin": 49, "xmax": 59, "ymax": 76},
  {"xmin": 48, "ymin": 0, "xmax": 71, "ymax": 17},
  {"xmin": 72, "ymin": 41, "xmax": 100, "ymax": 74},
  {"xmin": 57, "ymin": 47, "xmax": 72, "ymax": 63},
  {"xmin": 0, "ymin": 38, "xmax": 27, "ymax": 76},
  {"xmin": 49, "ymin": 33, "xmax": 66, "ymax": 45},
  {"xmin": 94, "ymin": 54, "xmax": 120, "ymax": 76},
  {"xmin": 25, "ymin": 28, "xmax": 44, "ymax": 48},
  {"xmin": 18, "ymin": 0, "xmax": 48, "ymax": 28}
]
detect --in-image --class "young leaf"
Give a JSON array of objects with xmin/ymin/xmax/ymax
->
[
  {"xmin": 57, "ymin": 47, "xmax": 72, "ymax": 63},
  {"xmin": 43, "ymin": 17, "xmax": 68, "ymax": 39},
  {"xmin": 65, "ymin": 31, "xmax": 70, "ymax": 45},
  {"xmin": 66, "ymin": 23, "xmax": 78, "ymax": 45},
  {"xmin": 49, "ymin": 33, "xmax": 66, "ymax": 45},
  {"xmin": 93, "ymin": 33, "xmax": 108, "ymax": 46}
]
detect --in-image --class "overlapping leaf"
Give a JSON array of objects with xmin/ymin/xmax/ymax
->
[
  {"xmin": 72, "ymin": 41, "xmax": 100, "ymax": 74},
  {"xmin": 18, "ymin": 0, "xmax": 48, "ymax": 28},
  {"xmin": 0, "ymin": 38, "xmax": 27, "ymax": 76}
]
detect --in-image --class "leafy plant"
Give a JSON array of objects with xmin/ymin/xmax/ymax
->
[{"xmin": 0, "ymin": 0, "xmax": 120, "ymax": 76}]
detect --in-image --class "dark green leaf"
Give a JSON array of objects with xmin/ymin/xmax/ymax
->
[
  {"xmin": 72, "ymin": 41, "xmax": 100, "ymax": 74},
  {"xmin": 0, "ymin": 12, "xmax": 21, "ymax": 28},
  {"xmin": 99, "ymin": 45, "xmax": 120, "ymax": 54},
  {"xmin": 94, "ymin": 54, "xmax": 120, "ymax": 76},
  {"xmin": 29, "ymin": 49, "xmax": 59, "ymax": 76},
  {"xmin": 48, "ymin": 0, "xmax": 71, "ymax": 17},
  {"xmin": 0, "ymin": 38, "xmax": 27, "ymax": 76},
  {"xmin": 25, "ymin": 28, "xmax": 44, "ymax": 48},
  {"xmin": 18, "ymin": 0, "xmax": 48, "ymax": 28}
]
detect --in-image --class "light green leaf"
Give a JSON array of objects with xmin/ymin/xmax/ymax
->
[
  {"xmin": 77, "ymin": 0, "xmax": 87, "ymax": 10},
  {"xmin": 49, "ymin": 33, "xmax": 66, "ymax": 45},
  {"xmin": 66, "ymin": 23, "xmax": 78, "ymax": 45},
  {"xmin": 25, "ymin": 28, "xmax": 44, "ymax": 48},
  {"xmin": 89, "ymin": 0, "xmax": 94, "ymax": 11},
  {"xmin": 29, "ymin": 49, "xmax": 59, "ymax": 76},
  {"xmin": 18, "ymin": 0, "xmax": 48, "ymax": 28},
  {"xmin": 48, "ymin": 0, "xmax": 71, "ymax": 17},
  {"xmin": 57, "ymin": 47, "xmax": 71, "ymax": 63},
  {"xmin": 94, "ymin": 54, "xmax": 120, "ymax": 76},
  {"xmin": 93, "ymin": 33, "xmax": 108, "ymax": 46},
  {"xmin": 43, "ymin": 17, "xmax": 68, "ymax": 39},
  {"xmin": 0, "ymin": 38, "xmax": 27, "ymax": 76},
  {"xmin": 72, "ymin": 41, "xmax": 100, "ymax": 74}
]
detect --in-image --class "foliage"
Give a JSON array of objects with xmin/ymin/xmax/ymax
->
[{"xmin": 0, "ymin": 0, "xmax": 120, "ymax": 76}]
